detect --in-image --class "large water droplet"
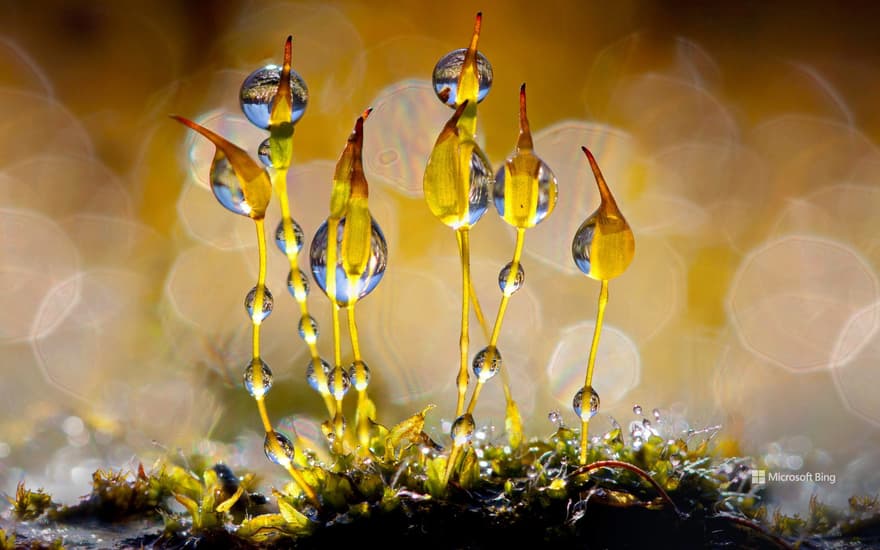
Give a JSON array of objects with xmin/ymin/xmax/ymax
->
[
  {"xmin": 240, "ymin": 64, "xmax": 308, "ymax": 129},
  {"xmin": 451, "ymin": 413, "xmax": 476, "ymax": 446},
  {"xmin": 245, "ymin": 285, "xmax": 274, "ymax": 322},
  {"xmin": 210, "ymin": 155, "xmax": 252, "ymax": 217},
  {"xmin": 243, "ymin": 357, "xmax": 273, "ymax": 398},
  {"xmin": 306, "ymin": 358, "xmax": 332, "ymax": 393},
  {"xmin": 274, "ymin": 218, "xmax": 305, "ymax": 255},
  {"xmin": 432, "ymin": 49, "xmax": 493, "ymax": 107},
  {"xmin": 328, "ymin": 366, "xmax": 351, "ymax": 400},
  {"xmin": 348, "ymin": 360, "xmax": 371, "ymax": 391},
  {"xmin": 573, "ymin": 386, "xmax": 600, "ymax": 422},
  {"xmin": 287, "ymin": 269, "xmax": 310, "ymax": 300},
  {"xmin": 472, "ymin": 346, "xmax": 502, "ymax": 382},
  {"xmin": 493, "ymin": 159, "xmax": 558, "ymax": 227},
  {"xmin": 498, "ymin": 262, "xmax": 525, "ymax": 296},
  {"xmin": 571, "ymin": 218, "xmax": 596, "ymax": 276},
  {"xmin": 298, "ymin": 314, "xmax": 319, "ymax": 344},
  {"xmin": 309, "ymin": 217, "xmax": 388, "ymax": 306},
  {"xmin": 264, "ymin": 430, "xmax": 295, "ymax": 467}
]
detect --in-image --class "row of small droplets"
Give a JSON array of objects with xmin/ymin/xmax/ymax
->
[
  {"xmin": 241, "ymin": 43, "xmax": 384, "ymax": 457},
  {"xmin": 239, "ymin": 39, "xmax": 337, "ymax": 423},
  {"xmin": 238, "ymin": 38, "xmax": 325, "ymax": 503},
  {"xmin": 170, "ymin": 37, "xmax": 320, "ymax": 505}
]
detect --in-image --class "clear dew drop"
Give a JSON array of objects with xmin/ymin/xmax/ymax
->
[
  {"xmin": 210, "ymin": 155, "xmax": 252, "ymax": 217},
  {"xmin": 244, "ymin": 285, "xmax": 274, "ymax": 322},
  {"xmin": 305, "ymin": 358, "xmax": 332, "ymax": 393},
  {"xmin": 287, "ymin": 269, "xmax": 310, "ymax": 300},
  {"xmin": 451, "ymin": 413, "xmax": 476, "ymax": 446},
  {"xmin": 571, "ymin": 218, "xmax": 596, "ymax": 276},
  {"xmin": 298, "ymin": 314, "xmax": 319, "ymax": 344},
  {"xmin": 497, "ymin": 262, "xmax": 525, "ymax": 296},
  {"xmin": 572, "ymin": 386, "xmax": 600, "ymax": 422},
  {"xmin": 472, "ymin": 346, "xmax": 502, "ymax": 382},
  {"xmin": 493, "ymin": 159, "xmax": 558, "ymax": 227},
  {"xmin": 460, "ymin": 146, "xmax": 493, "ymax": 228},
  {"xmin": 243, "ymin": 357, "xmax": 273, "ymax": 398},
  {"xmin": 348, "ymin": 360, "xmax": 371, "ymax": 391},
  {"xmin": 240, "ymin": 64, "xmax": 308, "ymax": 129},
  {"xmin": 257, "ymin": 137, "xmax": 272, "ymax": 167},
  {"xmin": 263, "ymin": 430, "xmax": 295, "ymax": 467},
  {"xmin": 653, "ymin": 408, "xmax": 662, "ymax": 421},
  {"xmin": 432, "ymin": 49, "xmax": 493, "ymax": 107},
  {"xmin": 274, "ymin": 218, "xmax": 305, "ymax": 255},
  {"xmin": 328, "ymin": 366, "xmax": 351, "ymax": 400},
  {"xmin": 548, "ymin": 410, "xmax": 562, "ymax": 427},
  {"xmin": 309, "ymin": 217, "xmax": 388, "ymax": 306},
  {"xmin": 633, "ymin": 404, "xmax": 643, "ymax": 415}
]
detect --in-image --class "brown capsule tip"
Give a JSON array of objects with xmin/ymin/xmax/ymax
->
[
  {"xmin": 438, "ymin": 87, "xmax": 451, "ymax": 104},
  {"xmin": 582, "ymin": 146, "xmax": 614, "ymax": 202},
  {"xmin": 169, "ymin": 114, "xmax": 196, "ymax": 130},
  {"xmin": 282, "ymin": 36, "xmax": 292, "ymax": 69},
  {"xmin": 582, "ymin": 146, "xmax": 601, "ymax": 171},
  {"xmin": 353, "ymin": 116, "xmax": 364, "ymax": 142},
  {"xmin": 470, "ymin": 12, "xmax": 482, "ymax": 49},
  {"xmin": 362, "ymin": 107, "xmax": 373, "ymax": 120}
]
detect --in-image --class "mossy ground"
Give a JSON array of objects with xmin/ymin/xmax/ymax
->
[{"xmin": 3, "ymin": 422, "xmax": 880, "ymax": 549}]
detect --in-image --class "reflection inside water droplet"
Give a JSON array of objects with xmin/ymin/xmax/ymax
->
[
  {"xmin": 309, "ymin": 217, "xmax": 388, "ymax": 306},
  {"xmin": 432, "ymin": 49, "xmax": 493, "ymax": 107},
  {"xmin": 240, "ymin": 64, "xmax": 308, "ymax": 129}
]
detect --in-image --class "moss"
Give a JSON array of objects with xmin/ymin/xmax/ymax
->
[{"xmin": 4, "ymin": 429, "xmax": 879, "ymax": 549}]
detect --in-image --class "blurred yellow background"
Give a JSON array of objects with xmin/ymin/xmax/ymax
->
[{"xmin": 1, "ymin": 0, "xmax": 879, "ymax": 513}]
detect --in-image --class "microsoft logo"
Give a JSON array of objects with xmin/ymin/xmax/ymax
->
[{"xmin": 751, "ymin": 469, "xmax": 766, "ymax": 485}]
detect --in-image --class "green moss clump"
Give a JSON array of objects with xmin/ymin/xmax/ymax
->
[{"xmin": 4, "ymin": 426, "xmax": 880, "ymax": 548}]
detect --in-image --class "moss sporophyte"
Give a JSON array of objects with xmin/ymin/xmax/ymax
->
[{"xmin": 5, "ymin": 13, "xmax": 880, "ymax": 550}]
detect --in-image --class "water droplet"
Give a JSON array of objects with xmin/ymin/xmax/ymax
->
[
  {"xmin": 240, "ymin": 64, "xmax": 308, "ymax": 129},
  {"xmin": 451, "ymin": 413, "xmax": 476, "ymax": 446},
  {"xmin": 257, "ymin": 137, "xmax": 272, "ymax": 167},
  {"xmin": 493, "ymin": 159, "xmax": 558, "ymax": 227},
  {"xmin": 245, "ymin": 285, "xmax": 274, "ymax": 322},
  {"xmin": 287, "ymin": 269, "xmax": 310, "ymax": 300},
  {"xmin": 652, "ymin": 408, "xmax": 661, "ymax": 421},
  {"xmin": 306, "ymin": 358, "xmax": 331, "ymax": 394},
  {"xmin": 571, "ymin": 219, "xmax": 596, "ymax": 276},
  {"xmin": 210, "ymin": 155, "xmax": 253, "ymax": 217},
  {"xmin": 298, "ymin": 314, "xmax": 319, "ymax": 344},
  {"xmin": 526, "ymin": 465, "xmax": 538, "ymax": 479},
  {"xmin": 633, "ymin": 404, "xmax": 643, "ymax": 415},
  {"xmin": 497, "ymin": 262, "xmax": 525, "ymax": 296},
  {"xmin": 348, "ymin": 360, "xmax": 371, "ymax": 391},
  {"xmin": 328, "ymin": 366, "xmax": 351, "ymax": 400},
  {"xmin": 309, "ymin": 217, "xmax": 388, "ymax": 306},
  {"xmin": 472, "ymin": 346, "xmax": 502, "ymax": 382},
  {"xmin": 642, "ymin": 418, "xmax": 652, "ymax": 429},
  {"xmin": 572, "ymin": 386, "xmax": 600, "ymax": 422},
  {"xmin": 548, "ymin": 410, "xmax": 562, "ymax": 426},
  {"xmin": 432, "ymin": 49, "xmax": 493, "ymax": 107},
  {"xmin": 264, "ymin": 431, "xmax": 295, "ymax": 467},
  {"xmin": 243, "ymin": 357, "xmax": 273, "ymax": 398},
  {"xmin": 274, "ymin": 218, "xmax": 305, "ymax": 255}
]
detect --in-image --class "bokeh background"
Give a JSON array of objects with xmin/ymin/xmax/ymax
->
[{"xmin": 1, "ymin": 0, "xmax": 879, "ymax": 514}]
